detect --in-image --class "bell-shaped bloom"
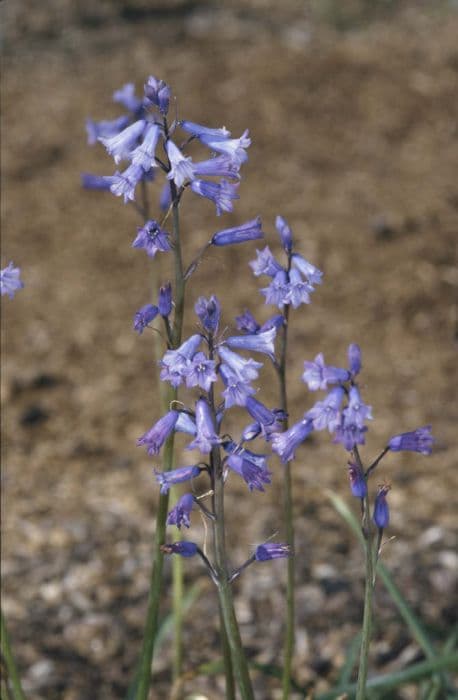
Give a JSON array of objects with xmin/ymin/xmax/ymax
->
[
  {"xmin": 255, "ymin": 542, "xmax": 291, "ymax": 561},
  {"xmin": 131, "ymin": 123, "xmax": 161, "ymax": 171},
  {"xmin": 242, "ymin": 422, "xmax": 262, "ymax": 441},
  {"xmin": 190, "ymin": 179, "xmax": 239, "ymax": 216},
  {"xmin": 388, "ymin": 426, "xmax": 433, "ymax": 455},
  {"xmin": 132, "ymin": 219, "xmax": 171, "ymax": 258},
  {"xmin": 1, "ymin": 262, "xmax": 24, "ymax": 299},
  {"xmin": 260, "ymin": 315, "xmax": 285, "ymax": 332},
  {"xmin": 225, "ymin": 327, "xmax": 276, "ymax": 359},
  {"xmin": 333, "ymin": 421, "xmax": 368, "ymax": 451},
  {"xmin": 249, "ymin": 246, "xmax": 283, "ymax": 277},
  {"xmin": 271, "ymin": 418, "xmax": 313, "ymax": 463},
  {"xmin": 261, "ymin": 270, "xmax": 290, "ymax": 308},
  {"xmin": 174, "ymin": 412, "xmax": 197, "ymax": 436},
  {"xmin": 348, "ymin": 462, "xmax": 367, "ymax": 499},
  {"xmin": 166, "ymin": 140, "xmax": 195, "ymax": 188},
  {"xmin": 373, "ymin": 484, "xmax": 391, "ymax": 529},
  {"xmin": 227, "ymin": 453, "xmax": 271, "ymax": 491},
  {"xmin": 345, "ymin": 386, "xmax": 373, "ymax": 429},
  {"xmin": 302, "ymin": 353, "xmax": 350, "ymax": 391},
  {"xmin": 291, "ymin": 253, "xmax": 323, "ymax": 286},
  {"xmin": 85, "ymin": 115, "xmax": 130, "ymax": 145},
  {"xmin": 195, "ymin": 295, "xmax": 221, "ymax": 334},
  {"xmin": 160, "ymin": 334, "xmax": 202, "ymax": 387},
  {"xmin": 200, "ymin": 129, "xmax": 251, "ymax": 165},
  {"xmin": 235, "ymin": 309, "xmax": 260, "ymax": 334},
  {"xmin": 137, "ymin": 410, "xmax": 179, "ymax": 455},
  {"xmin": 185, "ymin": 352, "xmax": 217, "ymax": 392},
  {"xmin": 218, "ymin": 345, "xmax": 263, "ymax": 382},
  {"xmin": 167, "ymin": 493, "xmax": 195, "ymax": 529},
  {"xmin": 113, "ymin": 83, "xmax": 144, "ymax": 113},
  {"xmin": 287, "ymin": 268, "xmax": 314, "ymax": 308},
  {"xmin": 81, "ymin": 173, "xmax": 117, "ymax": 191},
  {"xmin": 245, "ymin": 397, "xmax": 286, "ymax": 440},
  {"xmin": 211, "ymin": 216, "xmax": 264, "ymax": 247},
  {"xmin": 194, "ymin": 155, "xmax": 240, "ymax": 180},
  {"xmin": 144, "ymin": 76, "xmax": 171, "ymax": 114},
  {"xmin": 162, "ymin": 541, "xmax": 198, "ymax": 557},
  {"xmin": 187, "ymin": 399, "xmax": 220, "ymax": 454},
  {"xmin": 110, "ymin": 164, "xmax": 145, "ymax": 202},
  {"xmin": 275, "ymin": 215, "xmax": 293, "ymax": 252},
  {"xmin": 179, "ymin": 120, "xmax": 230, "ymax": 140},
  {"xmin": 220, "ymin": 365, "xmax": 256, "ymax": 408},
  {"xmin": 158, "ymin": 282, "xmax": 172, "ymax": 317},
  {"xmin": 306, "ymin": 386, "xmax": 345, "ymax": 432},
  {"xmin": 348, "ymin": 343, "xmax": 362, "ymax": 377},
  {"xmin": 99, "ymin": 119, "xmax": 146, "ymax": 163},
  {"xmin": 133, "ymin": 303, "xmax": 159, "ymax": 334},
  {"xmin": 155, "ymin": 464, "xmax": 201, "ymax": 494}
]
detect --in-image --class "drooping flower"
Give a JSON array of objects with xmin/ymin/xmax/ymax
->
[
  {"xmin": 195, "ymin": 295, "xmax": 221, "ymax": 334},
  {"xmin": 99, "ymin": 119, "xmax": 146, "ymax": 163},
  {"xmin": 179, "ymin": 120, "xmax": 230, "ymax": 141},
  {"xmin": 226, "ymin": 453, "xmax": 271, "ymax": 491},
  {"xmin": 185, "ymin": 352, "xmax": 217, "ymax": 392},
  {"xmin": 287, "ymin": 268, "xmax": 314, "ymax": 308},
  {"xmin": 144, "ymin": 76, "xmax": 171, "ymax": 115},
  {"xmin": 302, "ymin": 353, "xmax": 350, "ymax": 391},
  {"xmin": 291, "ymin": 253, "xmax": 323, "ymax": 286},
  {"xmin": 235, "ymin": 310, "xmax": 260, "ymax": 334},
  {"xmin": 388, "ymin": 426, "xmax": 433, "ymax": 455},
  {"xmin": 160, "ymin": 334, "xmax": 202, "ymax": 387},
  {"xmin": 167, "ymin": 493, "xmax": 195, "ymax": 529},
  {"xmin": 333, "ymin": 421, "xmax": 368, "ymax": 451},
  {"xmin": 158, "ymin": 282, "xmax": 172, "ymax": 317},
  {"xmin": 85, "ymin": 115, "xmax": 130, "ymax": 145},
  {"xmin": 133, "ymin": 303, "xmax": 159, "ymax": 334},
  {"xmin": 137, "ymin": 410, "xmax": 180, "ymax": 455},
  {"xmin": 1, "ymin": 262, "xmax": 24, "ymax": 299},
  {"xmin": 271, "ymin": 418, "xmax": 313, "ymax": 463},
  {"xmin": 218, "ymin": 345, "xmax": 263, "ymax": 382},
  {"xmin": 249, "ymin": 246, "xmax": 283, "ymax": 277},
  {"xmin": 131, "ymin": 123, "xmax": 161, "ymax": 171},
  {"xmin": 348, "ymin": 343, "xmax": 362, "ymax": 377},
  {"xmin": 174, "ymin": 412, "xmax": 197, "ymax": 436},
  {"xmin": 199, "ymin": 129, "xmax": 251, "ymax": 165},
  {"xmin": 166, "ymin": 140, "xmax": 195, "ymax": 188},
  {"xmin": 110, "ymin": 164, "xmax": 145, "ymax": 202},
  {"xmin": 190, "ymin": 179, "xmax": 239, "ymax": 216},
  {"xmin": 261, "ymin": 270, "xmax": 290, "ymax": 307},
  {"xmin": 220, "ymin": 365, "xmax": 256, "ymax": 408},
  {"xmin": 162, "ymin": 541, "xmax": 198, "ymax": 557},
  {"xmin": 348, "ymin": 462, "xmax": 367, "ymax": 499},
  {"xmin": 211, "ymin": 217, "xmax": 264, "ymax": 247},
  {"xmin": 194, "ymin": 155, "xmax": 240, "ymax": 180},
  {"xmin": 132, "ymin": 220, "xmax": 171, "ymax": 258},
  {"xmin": 245, "ymin": 397, "xmax": 286, "ymax": 440},
  {"xmin": 306, "ymin": 386, "xmax": 345, "ymax": 432},
  {"xmin": 225, "ymin": 327, "xmax": 276, "ymax": 359},
  {"xmin": 373, "ymin": 484, "xmax": 391, "ymax": 529},
  {"xmin": 187, "ymin": 398, "xmax": 220, "ymax": 454},
  {"xmin": 260, "ymin": 315, "xmax": 284, "ymax": 332},
  {"xmin": 155, "ymin": 464, "xmax": 201, "ymax": 494},
  {"xmin": 81, "ymin": 173, "xmax": 117, "ymax": 191},
  {"xmin": 255, "ymin": 542, "xmax": 291, "ymax": 561},
  {"xmin": 275, "ymin": 215, "xmax": 293, "ymax": 253},
  {"xmin": 113, "ymin": 83, "xmax": 144, "ymax": 113}
]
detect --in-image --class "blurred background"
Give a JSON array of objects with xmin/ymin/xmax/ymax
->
[{"xmin": 2, "ymin": 1, "xmax": 458, "ymax": 698}]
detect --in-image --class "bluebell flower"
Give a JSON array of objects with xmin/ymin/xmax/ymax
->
[
  {"xmin": 345, "ymin": 386, "xmax": 373, "ymax": 429},
  {"xmin": 159, "ymin": 182, "xmax": 172, "ymax": 211},
  {"xmin": 144, "ymin": 76, "xmax": 171, "ymax": 114},
  {"xmin": 271, "ymin": 418, "xmax": 313, "ymax": 463},
  {"xmin": 291, "ymin": 253, "xmax": 323, "ymax": 286},
  {"xmin": 220, "ymin": 365, "xmax": 256, "ymax": 408},
  {"xmin": 85, "ymin": 115, "xmax": 130, "ymax": 145},
  {"xmin": 179, "ymin": 120, "xmax": 230, "ymax": 140},
  {"xmin": 218, "ymin": 345, "xmax": 263, "ymax": 382},
  {"xmin": 175, "ymin": 412, "xmax": 197, "ymax": 436},
  {"xmin": 190, "ymin": 179, "xmax": 239, "ymax": 216},
  {"xmin": 99, "ymin": 119, "xmax": 146, "ymax": 164},
  {"xmin": 306, "ymin": 387, "xmax": 345, "ymax": 432},
  {"xmin": 185, "ymin": 352, "xmax": 217, "ymax": 392},
  {"xmin": 160, "ymin": 334, "xmax": 202, "ymax": 387},
  {"xmin": 275, "ymin": 215, "xmax": 293, "ymax": 253},
  {"xmin": 242, "ymin": 422, "xmax": 262, "ymax": 441},
  {"xmin": 167, "ymin": 493, "xmax": 195, "ymax": 529},
  {"xmin": 113, "ymin": 83, "xmax": 144, "ymax": 113},
  {"xmin": 155, "ymin": 464, "xmax": 201, "ymax": 494},
  {"xmin": 333, "ymin": 422, "xmax": 368, "ymax": 451},
  {"xmin": 373, "ymin": 484, "xmax": 391, "ymax": 529},
  {"xmin": 260, "ymin": 315, "xmax": 285, "ymax": 332},
  {"xmin": 158, "ymin": 282, "xmax": 172, "ymax": 317},
  {"xmin": 235, "ymin": 310, "xmax": 260, "ymax": 334},
  {"xmin": 249, "ymin": 246, "xmax": 283, "ymax": 277},
  {"xmin": 132, "ymin": 220, "xmax": 171, "ymax": 258},
  {"xmin": 137, "ymin": 410, "xmax": 180, "ymax": 455},
  {"xmin": 81, "ymin": 173, "xmax": 117, "ymax": 191},
  {"xmin": 348, "ymin": 343, "xmax": 362, "ymax": 377},
  {"xmin": 211, "ymin": 217, "xmax": 264, "ymax": 247},
  {"xmin": 225, "ymin": 327, "xmax": 276, "ymax": 359},
  {"xmin": 133, "ymin": 303, "xmax": 159, "ymax": 334},
  {"xmin": 200, "ymin": 129, "xmax": 251, "ymax": 165},
  {"xmin": 287, "ymin": 268, "xmax": 315, "ymax": 308},
  {"xmin": 1, "ymin": 262, "xmax": 24, "ymax": 299},
  {"xmin": 225, "ymin": 443, "xmax": 269, "ymax": 470},
  {"xmin": 302, "ymin": 353, "xmax": 350, "ymax": 391},
  {"xmin": 110, "ymin": 164, "xmax": 145, "ymax": 202},
  {"xmin": 227, "ymin": 453, "xmax": 271, "ymax": 491},
  {"xmin": 166, "ymin": 140, "xmax": 195, "ymax": 188},
  {"xmin": 388, "ymin": 426, "xmax": 433, "ymax": 455},
  {"xmin": 162, "ymin": 541, "xmax": 198, "ymax": 557},
  {"xmin": 348, "ymin": 462, "xmax": 367, "ymax": 499},
  {"xmin": 245, "ymin": 397, "xmax": 286, "ymax": 441},
  {"xmin": 131, "ymin": 123, "xmax": 161, "ymax": 171},
  {"xmin": 187, "ymin": 398, "xmax": 220, "ymax": 454},
  {"xmin": 195, "ymin": 295, "xmax": 221, "ymax": 334},
  {"xmin": 261, "ymin": 270, "xmax": 290, "ymax": 307},
  {"xmin": 255, "ymin": 543, "xmax": 291, "ymax": 561},
  {"xmin": 194, "ymin": 155, "xmax": 240, "ymax": 180}
]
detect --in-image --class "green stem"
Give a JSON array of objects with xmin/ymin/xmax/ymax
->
[
  {"xmin": 172, "ymin": 541, "xmax": 184, "ymax": 682},
  {"xmin": 0, "ymin": 609, "xmax": 27, "ymax": 700},
  {"xmin": 219, "ymin": 603, "xmax": 236, "ymax": 700}
]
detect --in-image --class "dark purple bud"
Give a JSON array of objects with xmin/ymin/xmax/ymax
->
[
  {"xmin": 255, "ymin": 543, "xmax": 291, "ymax": 561},
  {"xmin": 195, "ymin": 295, "xmax": 221, "ymax": 334},
  {"xmin": 235, "ymin": 310, "xmax": 260, "ymax": 334},
  {"xmin": 161, "ymin": 541, "xmax": 198, "ymax": 557},
  {"xmin": 144, "ymin": 76, "xmax": 171, "ymax": 115},
  {"xmin": 211, "ymin": 216, "xmax": 264, "ymax": 247},
  {"xmin": 260, "ymin": 315, "xmax": 285, "ymax": 332},
  {"xmin": 166, "ymin": 493, "xmax": 195, "ymax": 529},
  {"xmin": 388, "ymin": 426, "xmax": 433, "ymax": 455},
  {"xmin": 373, "ymin": 484, "xmax": 391, "ymax": 529},
  {"xmin": 158, "ymin": 282, "xmax": 172, "ymax": 317},
  {"xmin": 275, "ymin": 215, "xmax": 293, "ymax": 252},
  {"xmin": 133, "ymin": 304, "xmax": 159, "ymax": 334},
  {"xmin": 348, "ymin": 462, "xmax": 367, "ymax": 499},
  {"xmin": 348, "ymin": 343, "xmax": 362, "ymax": 376}
]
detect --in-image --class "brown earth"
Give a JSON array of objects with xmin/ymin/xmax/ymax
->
[{"xmin": 2, "ymin": 2, "xmax": 458, "ymax": 699}]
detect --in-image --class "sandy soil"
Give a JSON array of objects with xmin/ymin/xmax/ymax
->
[{"xmin": 2, "ymin": 2, "xmax": 457, "ymax": 698}]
